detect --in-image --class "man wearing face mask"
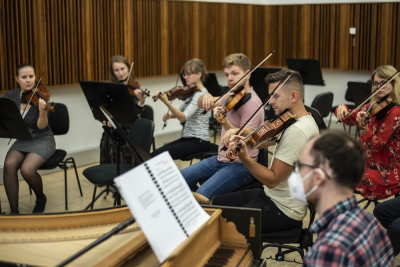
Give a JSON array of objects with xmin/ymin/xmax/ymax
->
[
  {"xmin": 212, "ymin": 69, "xmax": 319, "ymax": 233},
  {"xmin": 295, "ymin": 130, "xmax": 394, "ymax": 266}
]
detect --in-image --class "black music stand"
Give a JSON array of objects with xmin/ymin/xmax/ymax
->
[
  {"xmin": 0, "ymin": 98, "xmax": 33, "ymax": 214},
  {"xmin": 348, "ymin": 81, "xmax": 372, "ymax": 107},
  {"xmin": 79, "ymin": 81, "xmax": 138, "ymax": 124},
  {"xmin": 181, "ymin": 73, "xmax": 223, "ymax": 96},
  {"xmin": 286, "ymin": 59, "xmax": 325, "ymax": 86}
]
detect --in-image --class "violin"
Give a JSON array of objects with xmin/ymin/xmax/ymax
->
[
  {"xmin": 220, "ymin": 71, "xmax": 293, "ymax": 152},
  {"xmin": 226, "ymin": 110, "xmax": 296, "ymax": 161},
  {"xmin": 21, "ymin": 73, "xmax": 55, "ymax": 113},
  {"xmin": 339, "ymin": 70, "xmax": 400, "ymax": 123},
  {"xmin": 125, "ymin": 78, "xmax": 150, "ymax": 97},
  {"xmin": 359, "ymin": 95, "xmax": 395, "ymax": 129},
  {"xmin": 217, "ymin": 85, "xmax": 246, "ymax": 124},
  {"xmin": 124, "ymin": 61, "xmax": 150, "ymax": 97},
  {"xmin": 152, "ymin": 84, "xmax": 197, "ymax": 102},
  {"xmin": 201, "ymin": 50, "xmax": 275, "ymax": 115}
]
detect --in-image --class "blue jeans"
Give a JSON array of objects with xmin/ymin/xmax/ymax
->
[{"xmin": 181, "ymin": 156, "xmax": 255, "ymax": 199}]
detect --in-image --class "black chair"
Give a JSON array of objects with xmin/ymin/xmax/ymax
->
[
  {"xmin": 357, "ymin": 192, "xmax": 400, "ymax": 209},
  {"xmin": 83, "ymin": 118, "xmax": 155, "ymax": 209},
  {"xmin": 261, "ymin": 207, "xmax": 316, "ymax": 261},
  {"xmin": 305, "ymin": 105, "xmax": 327, "ymax": 132},
  {"xmin": 139, "ymin": 105, "xmax": 156, "ymax": 151},
  {"xmin": 328, "ymin": 87, "xmax": 355, "ymax": 130},
  {"xmin": 310, "ymin": 92, "xmax": 334, "ymax": 120},
  {"xmin": 33, "ymin": 103, "xmax": 82, "ymax": 211}
]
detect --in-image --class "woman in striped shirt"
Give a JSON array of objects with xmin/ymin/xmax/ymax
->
[{"xmin": 151, "ymin": 59, "xmax": 211, "ymax": 159}]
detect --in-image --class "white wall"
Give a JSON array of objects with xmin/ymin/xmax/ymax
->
[{"xmin": 0, "ymin": 68, "xmax": 371, "ymax": 182}]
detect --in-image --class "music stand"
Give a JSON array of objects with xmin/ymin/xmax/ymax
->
[
  {"xmin": 286, "ymin": 59, "xmax": 325, "ymax": 86},
  {"xmin": 181, "ymin": 73, "xmax": 223, "ymax": 96},
  {"xmin": 79, "ymin": 81, "xmax": 138, "ymax": 124},
  {"xmin": 348, "ymin": 81, "xmax": 372, "ymax": 107},
  {"xmin": 0, "ymin": 98, "xmax": 33, "ymax": 214}
]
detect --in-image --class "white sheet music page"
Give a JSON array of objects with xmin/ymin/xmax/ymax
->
[{"xmin": 114, "ymin": 151, "xmax": 210, "ymax": 263}]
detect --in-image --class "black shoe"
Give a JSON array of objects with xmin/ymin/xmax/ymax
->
[{"xmin": 32, "ymin": 195, "xmax": 47, "ymax": 213}]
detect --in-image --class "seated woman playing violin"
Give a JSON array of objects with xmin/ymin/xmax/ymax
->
[
  {"xmin": 336, "ymin": 65, "xmax": 400, "ymax": 200},
  {"xmin": 151, "ymin": 59, "xmax": 211, "ymax": 159},
  {"xmin": 211, "ymin": 70, "xmax": 319, "ymax": 233},
  {"xmin": 181, "ymin": 53, "xmax": 265, "ymax": 203},
  {"xmin": 100, "ymin": 55, "xmax": 148, "ymax": 165},
  {"xmin": 3, "ymin": 63, "xmax": 56, "ymax": 214}
]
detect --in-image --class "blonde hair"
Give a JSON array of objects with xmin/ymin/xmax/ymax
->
[
  {"xmin": 222, "ymin": 53, "xmax": 251, "ymax": 72},
  {"xmin": 109, "ymin": 55, "xmax": 135, "ymax": 82},
  {"xmin": 371, "ymin": 65, "xmax": 400, "ymax": 104},
  {"xmin": 182, "ymin": 59, "xmax": 208, "ymax": 83}
]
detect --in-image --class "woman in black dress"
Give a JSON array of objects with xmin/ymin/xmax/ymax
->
[
  {"xmin": 100, "ymin": 55, "xmax": 147, "ymax": 165},
  {"xmin": 3, "ymin": 63, "xmax": 56, "ymax": 214}
]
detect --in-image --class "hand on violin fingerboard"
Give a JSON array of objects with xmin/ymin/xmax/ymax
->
[
  {"xmin": 228, "ymin": 139, "xmax": 248, "ymax": 161},
  {"xmin": 213, "ymin": 107, "xmax": 226, "ymax": 123},
  {"xmin": 221, "ymin": 128, "xmax": 240, "ymax": 147},
  {"xmin": 134, "ymin": 89, "xmax": 146, "ymax": 103}
]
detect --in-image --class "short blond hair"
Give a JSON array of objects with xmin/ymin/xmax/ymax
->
[{"xmin": 222, "ymin": 53, "xmax": 251, "ymax": 72}]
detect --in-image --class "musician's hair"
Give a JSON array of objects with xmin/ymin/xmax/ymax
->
[
  {"xmin": 182, "ymin": 59, "xmax": 208, "ymax": 83},
  {"xmin": 109, "ymin": 55, "xmax": 135, "ymax": 83},
  {"xmin": 265, "ymin": 69, "xmax": 304, "ymax": 100},
  {"xmin": 16, "ymin": 63, "xmax": 35, "ymax": 77},
  {"xmin": 310, "ymin": 130, "xmax": 365, "ymax": 189},
  {"xmin": 222, "ymin": 53, "xmax": 251, "ymax": 72},
  {"xmin": 371, "ymin": 65, "xmax": 400, "ymax": 104}
]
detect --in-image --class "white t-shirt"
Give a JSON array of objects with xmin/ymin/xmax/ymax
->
[{"xmin": 264, "ymin": 114, "xmax": 319, "ymax": 221}]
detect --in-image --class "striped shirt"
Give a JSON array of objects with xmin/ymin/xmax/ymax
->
[
  {"xmin": 179, "ymin": 89, "xmax": 210, "ymax": 141},
  {"xmin": 304, "ymin": 195, "xmax": 394, "ymax": 267}
]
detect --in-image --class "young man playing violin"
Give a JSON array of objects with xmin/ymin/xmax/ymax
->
[
  {"xmin": 336, "ymin": 65, "xmax": 400, "ymax": 201},
  {"xmin": 212, "ymin": 70, "xmax": 319, "ymax": 233},
  {"xmin": 180, "ymin": 53, "xmax": 264, "ymax": 203}
]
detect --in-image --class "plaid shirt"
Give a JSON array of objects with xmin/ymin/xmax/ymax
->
[{"xmin": 303, "ymin": 195, "xmax": 394, "ymax": 267}]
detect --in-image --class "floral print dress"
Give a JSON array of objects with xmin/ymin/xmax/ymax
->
[{"xmin": 336, "ymin": 103, "xmax": 400, "ymax": 200}]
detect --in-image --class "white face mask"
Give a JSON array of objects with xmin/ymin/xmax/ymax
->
[{"xmin": 288, "ymin": 170, "xmax": 318, "ymax": 205}]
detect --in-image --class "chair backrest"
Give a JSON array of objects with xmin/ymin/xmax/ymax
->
[
  {"xmin": 311, "ymin": 92, "xmax": 334, "ymax": 118},
  {"xmin": 139, "ymin": 105, "xmax": 154, "ymax": 121},
  {"xmin": 48, "ymin": 103, "xmax": 69, "ymax": 135},
  {"xmin": 250, "ymin": 67, "xmax": 282, "ymax": 101},
  {"xmin": 348, "ymin": 81, "xmax": 371, "ymax": 107},
  {"xmin": 128, "ymin": 118, "xmax": 155, "ymax": 153},
  {"xmin": 257, "ymin": 147, "xmax": 269, "ymax": 167},
  {"xmin": 305, "ymin": 105, "xmax": 327, "ymax": 132},
  {"xmin": 344, "ymin": 87, "xmax": 354, "ymax": 102}
]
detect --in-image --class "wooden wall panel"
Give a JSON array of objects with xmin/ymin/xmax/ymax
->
[{"xmin": 1, "ymin": 0, "xmax": 400, "ymax": 92}]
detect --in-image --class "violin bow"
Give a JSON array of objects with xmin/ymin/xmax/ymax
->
[
  {"xmin": 21, "ymin": 72, "xmax": 45, "ymax": 118},
  {"xmin": 338, "ymin": 70, "xmax": 400, "ymax": 123},
  {"xmin": 201, "ymin": 50, "xmax": 275, "ymax": 115},
  {"xmin": 163, "ymin": 66, "xmax": 184, "ymax": 130},
  {"xmin": 220, "ymin": 70, "xmax": 293, "ymax": 151},
  {"xmin": 125, "ymin": 60, "xmax": 135, "ymax": 85}
]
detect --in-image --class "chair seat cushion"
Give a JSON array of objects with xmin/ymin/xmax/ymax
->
[
  {"xmin": 261, "ymin": 224, "xmax": 302, "ymax": 243},
  {"xmin": 39, "ymin": 150, "xmax": 67, "ymax": 170},
  {"xmin": 83, "ymin": 163, "xmax": 133, "ymax": 187}
]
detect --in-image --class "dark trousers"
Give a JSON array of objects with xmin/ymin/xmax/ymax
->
[
  {"xmin": 150, "ymin": 137, "xmax": 210, "ymax": 160},
  {"xmin": 212, "ymin": 188, "xmax": 302, "ymax": 233},
  {"xmin": 374, "ymin": 197, "xmax": 400, "ymax": 256}
]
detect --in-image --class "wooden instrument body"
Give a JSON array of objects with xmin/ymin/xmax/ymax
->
[{"xmin": 0, "ymin": 207, "xmax": 260, "ymax": 267}]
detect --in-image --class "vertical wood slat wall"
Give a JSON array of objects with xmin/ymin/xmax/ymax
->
[{"xmin": 1, "ymin": 1, "xmax": 399, "ymax": 92}]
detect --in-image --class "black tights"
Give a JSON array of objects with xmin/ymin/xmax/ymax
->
[{"xmin": 3, "ymin": 150, "xmax": 45, "ymax": 213}]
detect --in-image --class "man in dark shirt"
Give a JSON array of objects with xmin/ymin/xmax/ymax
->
[{"xmin": 292, "ymin": 130, "xmax": 394, "ymax": 266}]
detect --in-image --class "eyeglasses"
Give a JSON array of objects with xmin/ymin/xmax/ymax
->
[
  {"xmin": 373, "ymin": 80, "xmax": 388, "ymax": 89},
  {"xmin": 293, "ymin": 160, "xmax": 331, "ymax": 179},
  {"xmin": 181, "ymin": 72, "xmax": 193, "ymax": 78}
]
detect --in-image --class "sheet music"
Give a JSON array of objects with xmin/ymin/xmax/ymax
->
[{"xmin": 114, "ymin": 152, "xmax": 210, "ymax": 263}]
